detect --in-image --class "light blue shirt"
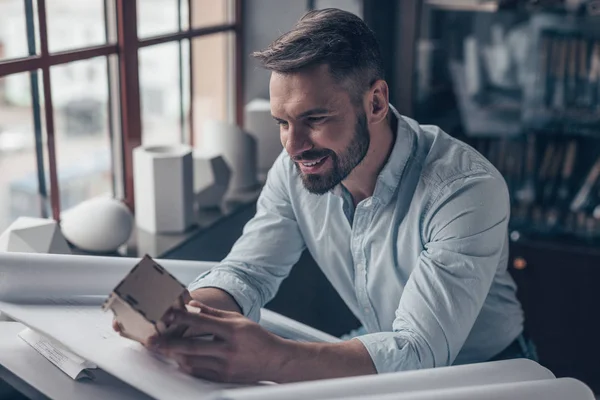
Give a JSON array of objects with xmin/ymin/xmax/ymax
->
[{"xmin": 188, "ymin": 106, "xmax": 524, "ymax": 373}]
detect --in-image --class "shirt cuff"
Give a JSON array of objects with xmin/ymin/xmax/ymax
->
[
  {"xmin": 354, "ymin": 332, "xmax": 430, "ymax": 374},
  {"xmin": 187, "ymin": 268, "xmax": 262, "ymax": 323}
]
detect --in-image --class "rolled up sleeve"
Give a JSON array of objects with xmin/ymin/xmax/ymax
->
[
  {"xmin": 188, "ymin": 152, "xmax": 306, "ymax": 323},
  {"xmin": 355, "ymin": 172, "xmax": 510, "ymax": 373}
]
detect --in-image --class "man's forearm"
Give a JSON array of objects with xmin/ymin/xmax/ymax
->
[
  {"xmin": 190, "ymin": 287, "xmax": 242, "ymax": 314},
  {"xmin": 273, "ymin": 338, "xmax": 377, "ymax": 383}
]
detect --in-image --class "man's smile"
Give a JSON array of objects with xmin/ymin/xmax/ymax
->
[{"xmin": 298, "ymin": 155, "xmax": 330, "ymax": 174}]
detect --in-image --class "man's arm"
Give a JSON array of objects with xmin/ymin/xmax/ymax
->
[
  {"xmin": 152, "ymin": 171, "xmax": 512, "ymax": 383},
  {"xmin": 189, "ymin": 287, "xmax": 241, "ymax": 314},
  {"xmin": 187, "ymin": 152, "xmax": 306, "ymax": 321}
]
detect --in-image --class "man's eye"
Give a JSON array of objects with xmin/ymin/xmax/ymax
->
[
  {"xmin": 275, "ymin": 120, "xmax": 288, "ymax": 127},
  {"xmin": 307, "ymin": 116, "xmax": 326, "ymax": 123}
]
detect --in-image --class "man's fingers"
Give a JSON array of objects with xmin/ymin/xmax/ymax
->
[
  {"xmin": 152, "ymin": 337, "xmax": 228, "ymax": 358},
  {"xmin": 112, "ymin": 319, "xmax": 121, "ymax": 332},
  {"xmin": 179, "ymin": 365, "xmax": 223, "ymax": 382},
  {"xmin": 187, "ymin": 301, "xmax": 230, "ymax": 318},
  {"xmin": 169, "ymin": 310, "xmax": 234, "ymax": 339},
  {"xmin": 174, "ymin": 355, "xmax": 228, "ymax": 382}
]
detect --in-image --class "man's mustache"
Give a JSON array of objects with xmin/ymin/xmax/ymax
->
[{"xmin": 292, "ymin": 149, "xmax": 332, "ymax": 162}]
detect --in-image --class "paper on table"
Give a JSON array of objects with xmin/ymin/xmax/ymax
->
[
  {"xmin": 0, "ymin": 252, "xmax": 343, "ymax": 398},
  {"xmin": 0, "ymin": 299, "xmax": 244, "ymax": 400},
  {"xmin": 259, "ymin": 309, "xmax": 341, "ymax": 343},
  {"xmin": 18, "ymin": 328, "xmax": 97, "ymax": 381}
]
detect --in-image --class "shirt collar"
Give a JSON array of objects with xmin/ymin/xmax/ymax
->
[
  {"xmin": 331, "ymin": 104, "xmax": 415, "ymax": 206},
  {"xmin": 375, "ymin": 104, "xmax": 415, "ymax": 206}
]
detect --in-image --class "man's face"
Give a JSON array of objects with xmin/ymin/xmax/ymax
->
[{"xmin": 270, "ymin": 65, "xmax": 370, "ymax": 195}]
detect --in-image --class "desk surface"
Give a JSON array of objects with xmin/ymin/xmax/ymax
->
[{"xmin": 0, "ymin": 322, "xmax": 150, "ymax": 400}]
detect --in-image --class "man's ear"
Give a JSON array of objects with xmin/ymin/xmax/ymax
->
[{"xmin": 366, "ymin": 80, "xmax": 389, "ymax": 125}]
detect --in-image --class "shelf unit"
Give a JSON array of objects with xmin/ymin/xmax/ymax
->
[{"xmin": 398, "ymin": 0, "xmax": 600, "ymax": 393}]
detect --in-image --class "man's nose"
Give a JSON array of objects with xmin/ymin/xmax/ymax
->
[{"xmin": 285, "ymin": 126, "xmax": 312, "ymax": 159}]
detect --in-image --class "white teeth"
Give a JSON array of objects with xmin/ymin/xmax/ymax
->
[{"xmin": 302, "ymin": 157, "xmax": 326, "ymax": 167}]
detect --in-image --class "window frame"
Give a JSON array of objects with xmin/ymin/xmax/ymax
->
[{"xmin": 0, "ymin": 0, "xmax": 244, "ymax": 219}]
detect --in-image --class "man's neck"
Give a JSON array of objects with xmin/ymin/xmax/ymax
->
[{"xmin": 343, "ymin": 113, "xmax": 397, "ymax": 207}]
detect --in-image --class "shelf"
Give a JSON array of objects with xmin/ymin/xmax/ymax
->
[
  {"xmin": 425, "ymin": 0, "xmax": 499, "ymax": 12},
  {"xmin": 425, "ymin": 0, "xmax": 600, "ymax": 15},
  {"xmin": 509, "ymin": 230, "xmax": 600, "ymax": 257}
]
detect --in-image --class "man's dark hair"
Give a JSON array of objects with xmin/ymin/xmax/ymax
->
[{"xmin": 252, "ymin": 8, "xmax": 384, "ymax": 105}]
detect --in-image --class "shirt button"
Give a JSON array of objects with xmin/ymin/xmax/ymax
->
[
  {"xmin": 364, "ymin": 199, "xmax": 372, "ymax": 207},
  {"xmin": 364, "ymin": 308, "xmax": 370, "ymax": 314},
  {"xmin": 357, "ymin": 263, "xmax": 364, "ymax": 271}
]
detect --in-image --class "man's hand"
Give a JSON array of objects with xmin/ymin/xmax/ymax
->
[
  {"xmin": 146, "ymin": 300, "xmax": 288, "ymax": 383},
  {"xmin": 111, "ymin": 287, "xmax": 241, "ymax": 337}
]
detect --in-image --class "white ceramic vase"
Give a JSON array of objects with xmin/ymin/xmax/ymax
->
[
  {"xmin": 245, "ymin": 98, "xmax": 282, "ymax": 180},
  {"xmin": 133, "ymin": 144, "xmax": 194, "ymax": 233}
]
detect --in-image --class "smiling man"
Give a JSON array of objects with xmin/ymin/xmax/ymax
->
[{"xmin": 144, "ymin": 8, "xmax": 536, "ymax": 383}]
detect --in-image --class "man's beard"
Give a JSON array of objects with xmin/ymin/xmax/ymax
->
[{"xmin": 295, "ymin": 112, "xmax": 370, "ymax": 195}]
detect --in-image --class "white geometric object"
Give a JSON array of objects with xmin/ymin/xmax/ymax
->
[
  {"xmin": 133, "ymin": 144, "xmax": 194, "ymax": 233},
  {"xmin": 245, "ymin": 98, "xmax": 282, "ymax": 179},
  {"xmin": 199, "ymin": 120, "xmax": 258, "ymax": 199},
  {"xmin": 61, "ymin": 197, "xmax": 134, "ymax": 253},
  {"xmin": 0, "ymin": 217, "xmax": 71, "ymax": 254},
  {"xmin": 214, "ymin": 358, "xmax": 555, "ymax": 400},
  {"xmin": 193, "ymin": 151, "xmax": 231, "ymax": 209}
]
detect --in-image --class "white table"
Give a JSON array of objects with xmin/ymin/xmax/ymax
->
[
  {"xmin": 0, "ymin": 309, "xmax": 340, "ymax": 400},
  {"xmin": 0, "ymin": 322, "xmax": 150, "ymax": 400}
]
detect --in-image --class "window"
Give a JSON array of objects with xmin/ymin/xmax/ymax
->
[{"xmin": 0, "ymin": 0, "xmax": 242, "ymax": 232}]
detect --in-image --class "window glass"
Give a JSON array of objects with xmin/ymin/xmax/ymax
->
[
  {"xmin": 46, "ymin": 0, "xmax": 107, "ymax": 53},
  {"xmin": 50, "ymin": 57, "xmax": 113, "ymax": 211}
]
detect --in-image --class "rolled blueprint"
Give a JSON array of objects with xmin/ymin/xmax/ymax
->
[
  {"xmin": 0, "ymin": 251, "xmax": 340, "ymax": 344},
  {"xmin": 333, "ymin": 378, "xmax": 594, "ymax": 400},
  {"xmin": 0, "ymin": 252, "xmax": 214, "ymax": 303},
  {"xmin": 215, "ymin": 358, "xmax": 555, "ymax": 400}
]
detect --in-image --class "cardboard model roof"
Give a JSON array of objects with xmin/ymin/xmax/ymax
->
[{"xmin": 102, "ymin": 255, "xmax": 188, "ymax": 341}]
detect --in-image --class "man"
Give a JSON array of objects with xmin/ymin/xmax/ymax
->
[{"xmin": 130, "ymin": 8, "xmax": 535, "ymax": 384}]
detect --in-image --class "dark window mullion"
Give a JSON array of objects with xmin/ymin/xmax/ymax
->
[
  {"xmin": 24, "ymin": 0, "xmax": 49, "ymax": 219},
  {"xmin": 235, "ymin": 0, "xmax": 244, "ymax": 126},
  {"xmin": 188, "ymin": 0, "xmax": 194, "ymax": 147},
  {"xmin": 105, "ymin": 0, "xmax": 117, "ymax": 197},
  {"xmin": 116, "ymin": 0, "xmax": 142, "ymax": 212},
  {"xmin": 177, "ymin": 0, "xmax": 185, "ymax": 143},
  {"xmin": 37, "ymin": 0, "xmax": 61, "ymax": 221}
]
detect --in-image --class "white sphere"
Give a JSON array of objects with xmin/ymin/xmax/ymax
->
[{"xmin": 61, "ymin": 197, "xmax": 133, "ymax": 253}]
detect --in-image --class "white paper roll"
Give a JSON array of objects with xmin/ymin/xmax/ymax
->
[
  {"xmin": 215, "ymin": 358, "xmax": 555, "ymax": 400},
  {"xmin": 199, "ymin": 120, "xmax": 258, "ymax": 199},
  {"xmin": 133, "ymin": 144, "xmax": 194, "ymax": 233},
  {"xmin": 245, "ymin": 99, "xmax": 282, "ymax": 179},
  {"xmin": 336, "ymin": 378, "xmax": 594, "ymax": 400},
  {"xmin": 0, "ymin": 252, "xmax": 341, "ymax": 345},
  {"xmin": 0, "ymin": 251, "xmax": 214, "ymax": 303}
]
